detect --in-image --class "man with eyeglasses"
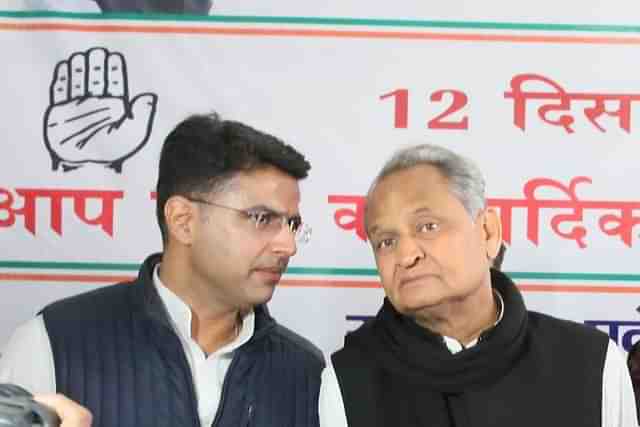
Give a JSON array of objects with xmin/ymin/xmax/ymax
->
[{"xmin": 0, "ymin": 112, "xmax": 324, "ymax": 427}]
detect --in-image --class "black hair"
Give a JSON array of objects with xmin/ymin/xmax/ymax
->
[{"xmin": 155, "ymin": 112, "xmax": 310, "ymax": 243}]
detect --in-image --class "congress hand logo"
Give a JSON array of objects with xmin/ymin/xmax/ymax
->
[{"xmin": 44, "ymin": 47, "xmax": 158, "ymax": 173}]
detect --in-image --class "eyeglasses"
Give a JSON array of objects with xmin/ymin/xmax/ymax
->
[{"xmin": 186, "ymin": 197, "xmax": 312, "ymax": 244}]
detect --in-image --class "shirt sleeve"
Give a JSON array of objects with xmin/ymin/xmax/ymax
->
[
  {"xmin": 319, "ymin": 356, "xmax": 349, "ymax": 427},
  {"xmin": 602, "ymin": 339, "xmax": 638, "ymax": 427},
  {"xmin": 0, "ymin": 314, "xmax": 56, "ymax": 394}
]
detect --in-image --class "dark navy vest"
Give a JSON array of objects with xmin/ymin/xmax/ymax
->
[{"xmin": 42, "ymin": 253, "xmax": 324, "ymax": 427}]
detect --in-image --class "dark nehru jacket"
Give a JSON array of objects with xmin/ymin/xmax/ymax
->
[
  {"xmin": 41, "ymin": 254, "xmax": 324, "ymax": 427},
  {"xmin": 332, "ymin": 270, "xmax": 609, "ymax": 427}
]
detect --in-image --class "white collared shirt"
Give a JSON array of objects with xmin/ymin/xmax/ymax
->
[
  {"xmin": 153, "ymin": 266, "xmax": 255, "ymax": 427},
  {"xmin": 0, "ymin": 264, "xmax": 255, "ymax": 427},
  {"xmin": 442, "ymin": 289, "xmax": 505, "ymax": 353}
]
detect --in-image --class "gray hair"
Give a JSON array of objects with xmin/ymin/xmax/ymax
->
[{"xmin": 366, "ymin": 144, "xmax": 486, "ymax": 220}]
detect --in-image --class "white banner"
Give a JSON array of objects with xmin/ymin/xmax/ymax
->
[{"xmin": 1, "ymin": 6, "xmax": 640, "ymax": 355}]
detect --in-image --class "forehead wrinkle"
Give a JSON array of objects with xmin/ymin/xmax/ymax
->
[{"xmin": 412, "ymin": 207, "xmax": 434, "ymax": 216}]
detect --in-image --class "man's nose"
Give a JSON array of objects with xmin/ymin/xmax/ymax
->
[
  {"xmin": 271, "ymin": 226, "xmax": 298, "ymax": 257},
  {"xmin": 397, "ymin": 237, "xmax": 425, "ymax": 268}
]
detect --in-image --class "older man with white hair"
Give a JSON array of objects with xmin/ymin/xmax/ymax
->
[{"xmin": 320, "ymin": 143, "xmax": 637, "ymax": 427}]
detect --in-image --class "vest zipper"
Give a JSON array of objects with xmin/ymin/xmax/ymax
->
[
  {"xmin": 245, "ymin": 404, "xmax": 254, "ymax": 427},
  {"xmin": 210, "ymin": 354, "xmax": 240, "ymax": 427},
  {"xmin": 210, "ymin": 310, "xmax": 275, "ymax": 427}
]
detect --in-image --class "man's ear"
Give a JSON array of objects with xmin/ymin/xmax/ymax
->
[
  {"xmin": 482, "ymin": 208, "xmax": 502, "ymax": 261},
  {"xmin": 164, "ymin": 196, "xmax": 197, "ymax": 245}
]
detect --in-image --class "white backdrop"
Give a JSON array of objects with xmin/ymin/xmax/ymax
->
[{"xmin": 1, "ymin": 1, "xmax": 640, "ymax": 356}]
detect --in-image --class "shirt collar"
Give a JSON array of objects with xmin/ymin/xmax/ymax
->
[
  {"xmin": 153, "ymin": 263, "xmax": 255, "ymax": 356},
  {"xmin": 442, "ymin": 289, "xmax": 504, "ymax": 354}
]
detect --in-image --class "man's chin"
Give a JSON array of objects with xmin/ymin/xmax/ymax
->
[
  {"xmin": 394, "ymin": 295, "xmax": 446, "ymax": 316},
  {"xmin": 246, "ymin": 283, "xmax": 277, "ymax": 307}
]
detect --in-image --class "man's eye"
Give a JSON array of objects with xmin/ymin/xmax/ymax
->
[
  {"xmin": 418, "ymin": 222, "xmax": 439, "ymax": 233},
  {"xmin": 288, "ymin": 216, "xmax": 302, "ymax": 233},
  {"xmin": 376, "ymin": 238, "xmax": 395, "ymax": 251},
  {"xmin": 250, "ymin": 211, "xmax": 274, "ymax": 227}
]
